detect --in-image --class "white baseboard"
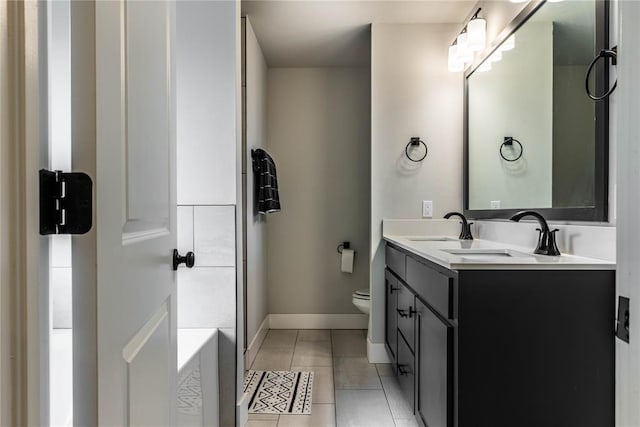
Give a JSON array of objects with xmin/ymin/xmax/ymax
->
[
  {"xmin": 236, "ymin": 392, "xmax": 249, "ymax": 427},
  {"xmin": 268, "ymin": 314, "xmax": 368, "ymax": 330},
  {"xmin": 367, "ymin": 337, "xmax": 391, "ymax": 363},
  {"xmin": 244, "ymin": 316, "xmax": 269, "ymax": 369}
]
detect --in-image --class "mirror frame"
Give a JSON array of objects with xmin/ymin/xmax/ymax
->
[{"xmin": 463, "ymin": 0, "xmax": 610, "ymax": 222}]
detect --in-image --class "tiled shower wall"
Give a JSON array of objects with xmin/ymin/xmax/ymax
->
[{"xmin": 177, "ymin": 205, "xmax": 236, "ymax": 329}]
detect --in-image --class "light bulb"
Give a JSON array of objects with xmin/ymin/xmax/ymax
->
[
  {"xmin": 489, "ymin": 49, "xmax": 502, "ymax": 62},
  {"xmin": 500, "ymin": 35, "xmax": 515, "ymax": 51},
  {"xmin": 456, "ymin": 32, "xmax": 473, "ymax": 63},
  {"xmin": 467, "ymin": 17, "xmax": 486, "ymax": 52},
  {"xmin": 477, "ymin": 61, "xmax": 492, "ymax": 72},
  {"xmin": 448, "ymin": 45, "xmax": 464, "ymax": 72}
]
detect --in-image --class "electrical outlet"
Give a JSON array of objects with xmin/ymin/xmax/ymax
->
[
  {"xmin": 490, "ymin": 200, "xmax": 501, "ymax": 209},
  {"xmin": 422, "ymin": 200, "xmax": 433, "ymax": 218}
]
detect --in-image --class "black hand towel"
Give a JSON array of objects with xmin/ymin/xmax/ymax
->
[{"xmin": 252, "ymin": 149, "xmax": 281, "ymax": 214}]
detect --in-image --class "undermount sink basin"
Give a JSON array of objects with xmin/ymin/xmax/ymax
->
[
  {"xmin": 442, "ymin": 248, "xmax": 534, "ymax": 260},
  {"xmin": 407, "ymin": 236, "xmax": 459, "ymax": 242}
]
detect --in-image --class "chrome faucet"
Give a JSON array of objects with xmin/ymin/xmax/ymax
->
[
  {"xmin": 509, "ymin": 210, "xmax": 561, "ymax": 256},
  {"xmin": 444, "ymin": 212, "xmax": 473, "ymax": 240}
]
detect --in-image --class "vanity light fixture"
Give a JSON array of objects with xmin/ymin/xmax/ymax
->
[
  {"xmin": 477, "ymin": 61, "xmax": 492, "ymax": 72},
  {"xmin": 448, "ymin": 8, "xmax": 486, "ymax": 72},
  {"xmin": 500, "ymin": 34, "xmax": 516, "ymax": 51},
  {"xmin": 467, "ymin": 10, "xmax": 486, "ymax": 51},
  {"xmin": 448, "ymin": 44, "xmax": 465, "ymax": 72},
  {"xmin": 456, "ymin": 31, "xmax": 474, "ymax": 63}
]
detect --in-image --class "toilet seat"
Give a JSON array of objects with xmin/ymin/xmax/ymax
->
[{"xmin": 353, "ymin": 289, "xmax": 370, "ymax": 298}]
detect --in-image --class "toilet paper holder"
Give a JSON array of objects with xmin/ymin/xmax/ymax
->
[{"xmin": 337, "ymin": 241, "xmax": 355, "ymax": 254}]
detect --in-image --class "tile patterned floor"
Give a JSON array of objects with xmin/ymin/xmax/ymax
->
[{"xmin": 246, "ymin": 329, "xmax": 418, "ymax": 427}]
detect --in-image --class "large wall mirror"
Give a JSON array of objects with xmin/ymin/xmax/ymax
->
[{"xmin": 464, "ymin": 0, "xmax": 610, "ymax": 221}]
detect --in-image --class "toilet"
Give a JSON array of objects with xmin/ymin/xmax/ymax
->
[{"xmin": 352, "ymin": 288, "xmax": 370, "ymax": 315}]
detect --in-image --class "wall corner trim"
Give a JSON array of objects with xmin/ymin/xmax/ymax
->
[{"xmin": 244, "ymin": 316, "xmax": 269, "ymax": 369}]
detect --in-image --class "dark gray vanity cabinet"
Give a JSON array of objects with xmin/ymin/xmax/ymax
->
[{"xmin": 384, "ymin": 242, "xmax": 615, "ymax": 427}]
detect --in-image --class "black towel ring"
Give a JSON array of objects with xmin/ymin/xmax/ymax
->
[
  {"xmin": 405, "ymin": 137, "xmax": 428, "ymax": 162},
  {"xmin": 500, "ymin": 137, "xmax": 523, "ymax": 162},
  {"xmin": 585, "ymin": 47, "xmax": 617, "ymax": 101}
]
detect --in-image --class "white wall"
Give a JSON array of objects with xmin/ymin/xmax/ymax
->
[
  {"xmin": 176, "ymin": 2, "xmax": 239, "ymax": 426},
  {"xmin": 370, "ymin": 23, "xmax": 464, "ymax": 346},
  {"xmin": 243, "ymin": 18, "xmax": 268, "ymax": 353},
  {"xmin": 266, "ymin": 67, "xmax": 371, "ymax": 316},
  {"xmin": 468, "ymin": 22, "xmax": 553, "ymax": 210}
]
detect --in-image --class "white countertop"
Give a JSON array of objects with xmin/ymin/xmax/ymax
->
[{"xmin": 384, "ymin": 235, "xmax": 615, "ymax": 270}]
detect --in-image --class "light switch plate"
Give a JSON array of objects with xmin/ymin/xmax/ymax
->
[
  {"xmin": 490, "ymin": 200, "xmax": 501, "ymax": 209},
  {"xmin": 422, "ymin": 200, "xmax": 433, "ymax": 218}
]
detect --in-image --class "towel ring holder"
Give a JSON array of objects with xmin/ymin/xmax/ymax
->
[
  {"xmin": 405, "ymin": 137, "xmax": 428, "ymax": 162},
  {"xmin": 585, "ymin": 47, "xmax": 617, "ymax": 101},
  {"xmin": 500, "ymin": 137, "xmax": 523, "ymax": 162}
]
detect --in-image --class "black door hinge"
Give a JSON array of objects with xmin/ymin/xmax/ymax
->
[
  {"xmin": 39, "ymin": 169, "xmax": 93, "ymax": 235},
  {"xmin": 616, "ymin": 296, "xmax": 630, "ymax": 343}
]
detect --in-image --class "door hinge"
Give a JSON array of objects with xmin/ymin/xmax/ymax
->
[
  {"xmin": 39, "ymin": 169, "xmax": 93, "ymax": 235},
  {"xmin": 616, "ymin": 296, "xmax": 630, "ymax": 343}
]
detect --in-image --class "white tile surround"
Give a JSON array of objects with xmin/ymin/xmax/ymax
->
[
  {"xmin": 178, "ymin": 267, "xmax": 236, "ymax": 328},
  {"xmin": 177, "ymin": 205, "xmax": 237, "ymax": 329},
  {"xmin": 194, "ymin": 205, "xmax": 236, "ymax": 267}
]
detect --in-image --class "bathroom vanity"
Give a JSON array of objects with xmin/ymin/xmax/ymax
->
[{"xmin": 384, "ymin": 237, "xmax": 615, "ymax": 427}]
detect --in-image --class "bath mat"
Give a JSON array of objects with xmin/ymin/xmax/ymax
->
[{"xmin": 243, "ymin": 370, "xmax": 314, "ymax": 414}]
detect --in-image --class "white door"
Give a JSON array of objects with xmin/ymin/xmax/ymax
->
[{"xmin": 94, "ymin": 1, "xmax": 178, "ymax": 425}]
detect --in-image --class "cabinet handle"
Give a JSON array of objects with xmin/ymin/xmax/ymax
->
[
  {"xmin": 398, "ymin": 365, "xmax": 409, "ymax": 376},
  {"xmin": 389, "ymin": 285, "xmax": 399, "ymax": 294},
  {"xmin": 397, "ymin": 308, "xmax": 408, "ymax": 318},
  {"xmin": 409, "ymin": 306, "xmax": 417, "ymax": 318}
]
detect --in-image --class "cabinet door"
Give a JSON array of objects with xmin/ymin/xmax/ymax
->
[
  {"xmin": 397, "ymin": 281, "xmax": 415, "ymax": 351},
  {"xmin": 416, "ymin": 300, "xmax": 451, "ymax": 427},
  {"xmin": 385, "ymin": 269, "xmax": 398, "ymax": 361}
]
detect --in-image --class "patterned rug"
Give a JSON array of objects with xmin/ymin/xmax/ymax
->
[{"xmin": 243, "ymin": 370, "xmax": 314, "ymax": 414}]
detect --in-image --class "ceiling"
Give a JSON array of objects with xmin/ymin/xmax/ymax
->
[{"xmin": 241, "ymin": 0, "xmax": 477, "ymax": 67}]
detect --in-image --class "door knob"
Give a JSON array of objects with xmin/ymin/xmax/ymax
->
[{"xmin": 173, "ymin": 249, "xmax": 195, "ymax": 271}]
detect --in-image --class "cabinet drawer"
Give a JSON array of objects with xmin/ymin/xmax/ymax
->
[
  {"xmin": 397, "ymin": 333, "xmax": 415, "ymax": 413},
  {"xmin": 407, "ymin": 256, "xmax": 452, "ymax": 318},
  {"xmin": 386, "ymin": 245, "xmax": 406, "ymax": 280},
  {"xmin": 397, "ymin": 281, "xmax": 415, "ymax": 351}
]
